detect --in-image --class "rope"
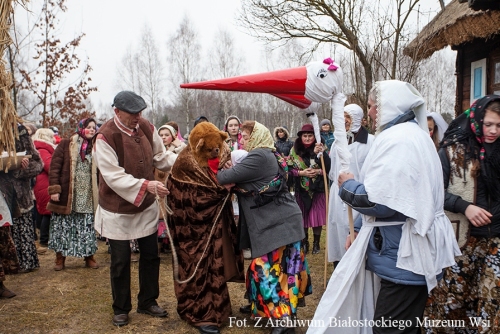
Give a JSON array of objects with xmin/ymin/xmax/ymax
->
[{"xmin": 154, "ymin": 178, "xmax": 230, "ymax": 284}]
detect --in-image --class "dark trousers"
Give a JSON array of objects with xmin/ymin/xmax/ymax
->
[
  {"xmin": 373, "ymin": 279, "xmax": 428, "ymax": 334},
  {"xmin": 108, "ymin": 232, "xmax": 160, "ymax": 315},
  {"xmin": 36, "ymin": 214, "xmax": 51, "ymax": 245}
]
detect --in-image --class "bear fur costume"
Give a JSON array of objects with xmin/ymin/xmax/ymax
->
[{"xmin": 166, "ymin": 121, "xmax": 244, "ymax": 328}]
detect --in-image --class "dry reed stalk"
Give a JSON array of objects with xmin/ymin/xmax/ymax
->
[{"xmin": 0, "ymin": 0, "xmax": 28, "ymax": 171}]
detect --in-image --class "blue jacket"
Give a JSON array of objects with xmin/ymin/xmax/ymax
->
[
  {"xmin": 339, "ymin": 112, "xmax": 442, "ymax": 285},
  {"xmin": 320, "ymin": 131, "xmax": 335, "ymax": 153}
]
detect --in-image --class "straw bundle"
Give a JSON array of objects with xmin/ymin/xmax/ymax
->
[
  {"xmin": 0, "ymin": 0, "xmax": 27, "ymax": 171},
  {"xmin": 405, "ymin": 0, "xmax": 500, "ymax": 61}
]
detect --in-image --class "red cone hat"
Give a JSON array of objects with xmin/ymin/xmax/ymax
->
[
  {"xmin": 270, "ymin": 94, "xmax": 311, "ymax": 109},
  {"xmin": 180, "ymin": 66, "xmax": 307, "ymax": 95}
]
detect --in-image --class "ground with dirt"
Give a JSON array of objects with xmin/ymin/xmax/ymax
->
[{"xmin": 0, "ymin": 232, "xmax": 334, "ymax": 334}]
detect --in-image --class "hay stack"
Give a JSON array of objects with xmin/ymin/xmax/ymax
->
[{"xmin": 0, "ymin": 0, "xmax": 27, "ymax": 171}]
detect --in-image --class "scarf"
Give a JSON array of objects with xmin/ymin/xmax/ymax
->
[
  {"xmin": 442, "ymin": 95, "xmax": 500, "ymax": 198},
  {"xmin": 245, "ymin": 121, "xmax": 275, "ymax": 152},
  {"xmin": 76, "ymin": 118, "xmax": 94, "ymax": 162}
]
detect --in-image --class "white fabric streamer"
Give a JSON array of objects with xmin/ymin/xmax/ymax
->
[{"xmin": 331, "ymin": 93, "xmax": 350, "ymax": 172}]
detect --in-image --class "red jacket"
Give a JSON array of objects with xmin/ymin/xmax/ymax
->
[{"xmin": 34, "ymin": 140, "xmax": 55, "ymax": 215}]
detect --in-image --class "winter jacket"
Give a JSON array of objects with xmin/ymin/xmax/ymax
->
[
  {"xmin": 33, "ymin": 140, "xmax": 55, "ymax": 215},
  {"xmin": 47, "ymin": 134, "xmax": 98, "ymax": 215},
  {"xmin": 6, "ymin": 124, "xmax": 43, "ymax": 214},
  {"xmin": 274, "ymin": 126, "xmax": 294, "ymax": 157},
  {"xmin": 320, "ymin": 131, "xmax": 335, "ymax": 153}
]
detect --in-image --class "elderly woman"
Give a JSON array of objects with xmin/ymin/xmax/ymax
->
[
  {"xmin": 47, "ymin": 118, "xmax": 99, "ymax": 270},
  {"xmin": 289, "ymin": 123, "xmax": 331, "ymax": 255},
  {"xmin": 217, "ymin": 121, "xmax": 311, "ymax": 334}
]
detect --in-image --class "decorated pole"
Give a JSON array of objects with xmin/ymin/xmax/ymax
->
[{"xmin": 180, "ymin": 57, "xmax": 351, "ymax": 289}]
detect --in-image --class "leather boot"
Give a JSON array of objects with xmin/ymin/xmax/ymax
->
[
  {"xmin": 85, "ymin": 255, "xmax": 99, "ymax": 269},
  {"xmin": 0, "ymin": 282, "xmax": 16, "ymax": 299},
  {"xmin": 302, "ymin": 229, "xmax": 309, "ymax": 254},
  {"xmin": 312, "ymin": 234, "xmax": 321, "ymax": 254},
  {"xmin": 54, "ymin": 252, "xmax": 65, "ymax": 271}
]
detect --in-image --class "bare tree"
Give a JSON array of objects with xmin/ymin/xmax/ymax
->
[
  {"xmin": 13, "ymin": 0, "xmax": 96, "ymax": 134},
  {"xmin": 166, "ymin": 15, "xmax": 202, "ymax": 135},
  {"xmin": 239, "ymin": 0, "xmax": 426, "ymax": 107}
]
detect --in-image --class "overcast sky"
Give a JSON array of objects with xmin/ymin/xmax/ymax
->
[{"xmin": 14, "ymin": 0, "xmax": 447, "ymax": 111}]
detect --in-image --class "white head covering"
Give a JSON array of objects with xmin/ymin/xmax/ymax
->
[
  {"xmin": 158, "ymin": 124, "xmax": 177, "ymax": 138},
  {"xmin": 373, "ymin": 80, "xmax": 428, "ymax": 135},
  {"xmin": 426, "ymin": 111, "xmax": 448, "ymax": 141},
  {"xmin": 344, "ymin": 104, "xmax": 364, "ymax": 133}
]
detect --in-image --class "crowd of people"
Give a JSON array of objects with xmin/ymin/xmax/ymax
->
[{"xmin": 1, "ymin": 85, "xmax": 499, "ymax": 334}]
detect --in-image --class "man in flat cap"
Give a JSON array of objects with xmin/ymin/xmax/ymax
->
[{"xmin": 93, "ymin": 91, "xmax": 178, "ymax": 327}]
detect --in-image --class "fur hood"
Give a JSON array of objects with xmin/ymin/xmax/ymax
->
[{"xmin": 274, "ymin": 126, "xmax": 290, "ymax": 141}]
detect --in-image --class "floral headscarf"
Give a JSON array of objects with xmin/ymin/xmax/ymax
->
[
  {"xmin": 76, "ymin": 118, "xmax": 96, "ymax": 162},
  {"xmin": 441, "ymin": 94, "xmax": 500, "ymax": 197},
  {"xmin": 245, "ymin": 121, "xmax": 276, "ymax": 152}
]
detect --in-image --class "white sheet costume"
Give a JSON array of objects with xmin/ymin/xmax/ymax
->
[
  {"xmin": 308, "ymin": 81, "xmax": 460, "ymax": 334},
  {"xmin": 327, "ymin": 104, "xmax": 374, "ymax": 262}
]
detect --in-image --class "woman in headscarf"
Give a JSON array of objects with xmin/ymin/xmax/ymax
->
[
  {"xmin": 217, "ymin": 121, "xmax": 311, "ymax": 334},
  {"xmin": 327, "ymin": 104, "xmax": 374, "ymax": 265},
  {"xmin": 424, "ymin": 95, "xmax": 500, "ymax": 334},
  {"xmin": 47, "ymin": 118, "xmax": 99, "ymax": 271},
  {"xmin": 32, "ymin": 128, "xmax": 56, "ymax": 248},
  {"xmin": 289, "ymin": 123, "xmax": 331, "ymax": 255},
  {"xmin": 0, "ymin": 123, "xmax": 43, "ymax": 273},
  {"xmin": 427, "ymin": 111, "xmax": 448, "ymax": 150},
  {"xmin": 223, "ymin": 115, "xmax": 242, "ymax": 151}
]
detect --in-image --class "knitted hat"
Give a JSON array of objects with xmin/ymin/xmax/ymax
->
[{"xmin": 320, "ymin": 119, "xmax": 331, "ymax": 127}]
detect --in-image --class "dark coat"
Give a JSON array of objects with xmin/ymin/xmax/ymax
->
[
  {"xmin": 217, "ymin": 148, "xmax": 305, "ymax": 258},
  {"xmin": 47, "ymin": 134, "xmax": 98, "ymax": 215},
  {"xmin": 274, "ymin": 126, "xmax": 294, "ymax": 157}
]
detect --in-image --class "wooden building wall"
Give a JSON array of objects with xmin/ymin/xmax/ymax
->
[{"xmin": 454, "ymin": 34, "xmax": 500, "ymax": 116}]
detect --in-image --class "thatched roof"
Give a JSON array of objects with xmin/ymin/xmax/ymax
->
[{"xmin": 404, "ymin": 0, "xmax": 500, "ymax": 61}]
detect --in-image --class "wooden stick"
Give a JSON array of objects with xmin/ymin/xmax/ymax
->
[
  {"xmin": 320, "ymin": 154, "xmax": 330, "ymax": 289},
  {"xmin": 348, "ymin": 206, "xmax": 355, "ymax": 244}
]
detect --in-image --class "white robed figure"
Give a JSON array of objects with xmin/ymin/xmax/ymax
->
[
  {"xmin": 307, "ymin": 80, "xmax": 460, "ymax": 334},
  {"xmin": 327, "ymin": 104, "xmax": 374, "ymax": 263}
]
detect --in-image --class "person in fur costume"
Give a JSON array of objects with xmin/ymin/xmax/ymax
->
[{"xmin": 166, "ymin": 122, "xmax": 244, "ymax": 334}]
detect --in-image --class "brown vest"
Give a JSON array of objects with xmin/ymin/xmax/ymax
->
[{"xmin": 97, "ymin": 118, "xmax": 156, "ymax": 214}]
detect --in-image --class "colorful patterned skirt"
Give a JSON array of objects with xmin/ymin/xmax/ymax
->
[
  {"xmin": 247, "ymin": 241, "xmax": 312, "ymax": 319},
  {"xmin": 424, "ymin": 236, "xmax": 500, "ymax": 334},
  {"xmin": 49, "ymin": 211, "xmax": 97, "ymax": 257},
  {"xmin": 11, "ymin": 212, "xmax": 39, "ymax": 271}
]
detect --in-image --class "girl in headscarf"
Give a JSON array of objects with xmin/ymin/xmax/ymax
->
[
  {"xmin": 47, "ymin": 118, "xmax": 99, "ymax": 271},
  {"xmin": 289, "ymin": 123, "xmax": 331, "ymax": 255},
  {"xmin": 426, "ymin": 111, "xmax": 449, "ymax": 150},
  {"xmin": 217, "ymin": 121, "xmax": 311, "ymax": 334},
  {"xmin": 425, "ymin": 95, "xmax": 500, "ymax": 333},
  {"xmin": 158, "ymin": 124, "xmax": 187, "ymax": 154},
  {"xmin": 223, "ymin": 115, "xmax": 242, "ymax": 151}
]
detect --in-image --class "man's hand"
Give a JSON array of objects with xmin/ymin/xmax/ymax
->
[
  {"xmin": 50, "ymin": 193, "xmax": 60, "ymax": 202},
  {"xmin": 338, "ymin": 172, "xmax": 354, "ymax": 187},
  {"xmin": 223, "ymin": 183, "xmax": 235, "ymax": 191},
  {"xmin": 345, "ymin": 231, "xmax": 358, "ymax": 250},
  {"xmin": 147, "ymin": 180, "xmax": 169, "ymax": 197},
  {"xmin": 465, "ymin": 205, "xmax": 492, "ymax": 227},
  {"xmin": 20, "ymin": 157, "xmax": 29, "ymax": 169},
  {"xmin": 223, "ymin": 160, "xmax": 233, "ymax": 169}
]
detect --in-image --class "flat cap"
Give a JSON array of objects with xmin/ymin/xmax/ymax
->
[{"xmin": 112, "ymin": 91, "xmax": 147, "ymax": 114}]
